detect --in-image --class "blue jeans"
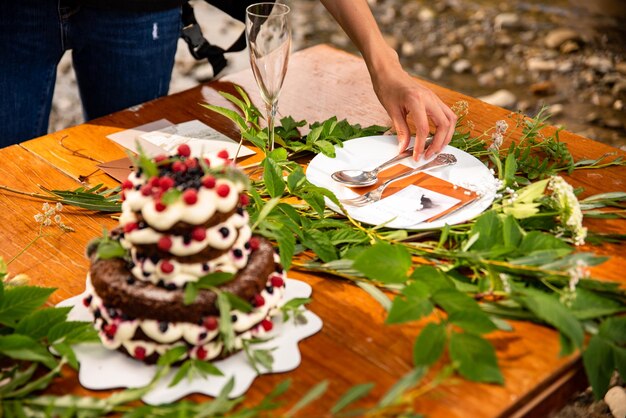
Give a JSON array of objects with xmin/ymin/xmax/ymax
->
[{"xmin": 0, "ymin": 0, "xmax": 181, "ymax": 147}]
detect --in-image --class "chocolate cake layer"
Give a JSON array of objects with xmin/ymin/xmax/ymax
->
[{"xmin": 90, "ymin": 236, "xmax": 277, "ymax": 323}]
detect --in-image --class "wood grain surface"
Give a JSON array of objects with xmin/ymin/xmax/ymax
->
[{"xmin": 1, "ymin": 44, "xmax": 624, "ymax": 417}]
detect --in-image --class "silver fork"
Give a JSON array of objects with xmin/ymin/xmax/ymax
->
[{"xmin": 339, "ymin": 153, "xmax": 457, "ymax": 207}]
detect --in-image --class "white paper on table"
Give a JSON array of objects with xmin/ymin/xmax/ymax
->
[
  {"xmin": 107, "ymin": 119, "xmax": 255, "ymax": 159},
  {"xmin": 349, "ymin": 185, "xmax": 460, "ymax": 228}
]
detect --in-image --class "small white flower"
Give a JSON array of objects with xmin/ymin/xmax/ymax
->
[
  {"xmin": 54, "ymin": 214, "xmax": 62, "ymax": 223},
  {"xmin": 42, "ymin": 202, "xmax": 50, "ymax": 211},
  {"xmin": 34, "ymin": 213, "xmax": 44, "ymax": 223},
  {"xmin": 43, "ymin": 218, "xmax": 52, "ymax": 227},
  {"xmin": 55, "ymin": 202, "xmax": 63, "ymax": 212},
  {"xmin": 489, "ymin": 132, "xmax": 504, "ymax": 151},
  {"xmin": 548, "ymin": 176, "xmax": 587, "ymax": 246},
  {"xmin": 495, "ymin": 120, "xmax": 509, "ymax": 134}
]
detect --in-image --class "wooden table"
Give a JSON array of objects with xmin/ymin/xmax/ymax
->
[{"xmin": 1, "ymin": 44, "xmax": 625, "ymax": 417}]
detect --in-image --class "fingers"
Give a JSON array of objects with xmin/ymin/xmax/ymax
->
[
  {"xmin": 390, "ymin": 108, "xmax": 411, "ymax": 153},
  {"xmin": 424, "ymin": 103, "xmax": 452, "ymax": 159},
  {"xmin": 411, "ymin": 102, "xmax": 430, "ymax": 161}
]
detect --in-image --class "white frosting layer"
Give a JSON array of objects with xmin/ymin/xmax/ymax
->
[{"xmin": 128, "ymin": 227, "xmax": 252, "ymax": 287}]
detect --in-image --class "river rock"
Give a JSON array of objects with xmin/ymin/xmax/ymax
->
[
  {"xmin": 612, "ymin": 81, "xmax": 626, "ymax": 96},
  {"xmin": 479, "ymin": 89, "xmax": 517, "ymax": 108},
  {"xmin": 614, "ymin": 99, "xmax": 624, "ymax": 111},
  {"xmin": 548, "ymin": 103, "xmax": 564, "ymax": 117},
  {"xmin": 545, "ymin": 28, "xmax": 580, "ymax": 49},
  {"xmin": 452, "ymin": 59, "xmax": 472, "ymax": 73},
  {"xmin": 494, "ymin": 13, "xmax": 520, "ymax": 30},
  {"xmin": 585, "ymin": 56, "xmax": 613, "ymax": 73},
  {"xmin": 560, "ymin": 40, "xmax": 580, "ymax": 54},
  {"xmin": 478, "ymin": 72, "xmax": 496, "ymax": 87},
  {"xmin": 401, "ymin": 41, "xmax": 416, "ymax": 57},
  {"xmin": 616, "ymin": 62, "xmax": 626, "ymax": 75},
  {"xmin": 530, "ymin": 81, "xmax": 555, "ymax": 96},
  {"xmin": 527, "ymin": 57, "xmax": 557, "ymax": 72},
  {"xmin": 430, "ymin": 66, "xmax": 444, "ymax": 80},
  {"xmin": 603, "ymin": 118, "xmax": 624, "ymax": 129},
  {"xmin": 592, "ymin": 93, "xmax": 614, "ymax": 107},
  {"xmin": 418, "ymin": 7, "xmax": 436, "ymax": 22},
  {"xmin": 557, "ymin": 61, "xmax": 574, "ymax": 73}
]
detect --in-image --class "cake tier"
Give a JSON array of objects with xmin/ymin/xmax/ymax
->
[{"xmin": 86, "ymin": 237, "xmax": 287, "ymax": 364}]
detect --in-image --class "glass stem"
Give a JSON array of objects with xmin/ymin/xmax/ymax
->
[{"xmin": 266, "ymin": 101, "xmax": 278, "ymax": 152}]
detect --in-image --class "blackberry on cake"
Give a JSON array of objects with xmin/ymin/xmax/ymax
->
[{"xmin": 83, "ymin": 146, "xmax": 287, "ymax": 365}]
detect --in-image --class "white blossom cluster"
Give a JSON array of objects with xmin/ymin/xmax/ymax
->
[
  {"xmin": 560, "ymin": 259, "xmax": 590, "ymax": 306},
  {"xmin": 34, "ymin": 202, "xmax": 74, "ymax": 232},
  {"xmin": 548, "ymin": 176, "xmax": 587, "ymax": 246},
  {"xmin": 488, "ymin": 119, "xmax": 509, "ymax": 151}
]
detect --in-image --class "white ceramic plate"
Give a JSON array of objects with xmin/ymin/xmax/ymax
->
[
  {"xmin": 57, "ymin": 278, "xmax": 322, "ymax": 404},
  {"xmin": 305, "ymin": 135, "xmax": 498, "ymax": 229}
]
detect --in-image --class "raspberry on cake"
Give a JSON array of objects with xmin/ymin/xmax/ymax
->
[{"xmin": 84, "ymin": 150, "xmax": 287, "ymax": 365}]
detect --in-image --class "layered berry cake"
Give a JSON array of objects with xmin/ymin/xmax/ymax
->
[{"xmin": 83, "ymin": 145, "xmax": 286, "ymax": 364}]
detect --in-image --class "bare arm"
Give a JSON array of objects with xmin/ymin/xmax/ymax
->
[{"xmin": 318, "ymin": 0, "xmax": 457, "ymax": 160}]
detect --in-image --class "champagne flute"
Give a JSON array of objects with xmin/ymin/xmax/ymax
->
[{"xmin": 245, "ymin": 2, "xmax": 291, "ymax": 152}]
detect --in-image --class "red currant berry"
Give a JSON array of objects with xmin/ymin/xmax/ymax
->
[
  {"xmin": 172, "ymin": 160, "xmax": 186, "ymax": 173},
  {"xmin": 217, "ymin": 149, "xmax": 229, "ymax": 159},
  {"xmin": 192, "ymin": 227, "xmax": 206, "ymax": 241},
  {"xmin": 122, "ymin": 180, "xmax": 133, "ymax": 190},
  {"xmin": 120, "ymin": 191, "xmax": 126, "ymax": 201},
  {"xmin": 140, "ymin": 184, "xmax": 152, "ymax": 196},
  {"xmin": 203, "ymin": 157, "xmax": 211, "ymax": 167},
  {"xmin": 149, "ymin": 177, "xmax": 160, "ymax": 188},
  {"xmin": 155, "ymin": 201, "xmax": 167, "ymax": 212},
  {"xmin": 202, "ymin": 175, "xmax": 216, "ymax": 189},
  {"xmin": 134, "ymin": 346, "xmax": 146, "ymax": 360},
  {"xmin": 196, "ymin": 346, "xmax": 207, "ymax": 360},
  {"xmin": 270, "ymin": 275, "xmax": 284, "ymax": 288},
  {"xmin": 249, "ymin": 237, "xmax": 260, "ymax": 251},
  {"xmin": 159, "ymin": 176, "xmax": 174, "ymax": 191},
  {"xmin": 103, "ymin": 323, "xmax": 117, "ymax": 338},
  {"xmin": 183, "ymin": 189, "xmax": 198, "ymax": 205},
  {"xmin": 154, "ymin": 154, "xmax": 167, "ymax": 163},
  {"xmin": 160, "ymin": 260, "xmax": 174, "ymax": 274},
  {"xmin": 203, "ymin": 316, "xmax": 218, "ymax": 331},
  {"xmin": 185, "ymin": 158, "xmax": 198, "ymax": 169},
  {"xmin": 253, "ymin": 294, "xmax": 265, "ymax": 307},
  {"xmin": 157, "ymin": 236, "xmax": 172, "ymax": 251},
  {"xmin": 177, "ymin": 144, "xmax": 191, "ymax": 157},
  {"xmin": 123, "ymin": 222, "xmax": 138, "ymax": 233},
  {"xmin": 239, "ymin": 193, "xmax": 250, "ymax": 206},
  {"xmin": 260, "ymin": 319, "xmax": 273, "ymax": 332},
  {"xmin": 216, "ymin": 184, "xmax": 230, "ymax": 197}
]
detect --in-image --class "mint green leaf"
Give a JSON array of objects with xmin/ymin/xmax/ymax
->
[
  {"xmin": 285, "ymin": 381, "xmax": 329, "ymax": 418},
  {"xmin": 353, "ymin": 242, "xmax": 411, "ymax": 283},
  {"xmin": 224, "ymin": 292, "xmax": 253, "ymax": 313},
  {"xmin": 197, "ymin": 272, "xmax": 234, "ymax": 288},
  {"xmin": 51, "ymin": 342, "xmax": 79, "ymax": 370},
  {"xmin": 431, "ymin": 288, "xmax": 482, "ymax": 314},
  {"xmin": 568, "ymin": 289, "xmax": 625, "ymax": 320},
  {"xmin": 503, "ymin": 152, "xmax": 517, "ymax": 187},
  {"xmin": 614, "ymin": 346, "xmax": 626, "ymax": 384},
  {"xmin": 386, "ymin": 296, "xmax": 433, "ymax": 324},
  {"xmin": 331, "ymin": 382, "xmax": 375, "ymax": 414},
  {"xmin": 469, "ymin": 211, "xmax": 502, "ymax": 251},
  {"xmin": 502, "ymin": 215, "xmax": 524, "ymax": 248},
  {"xmin": 15, "ymin": 307, "xmax": 71, "ymax": 340},
  {"xmin": 287, "ymin": 165, "xmax": 306, "ymax": 193},
  {"xmin": 47, "ymin": 321, "xmax": 97, "ymax": 345},
  {"xmin": 413, "ymin": 323, "xmax": 447, "ymax": 367},
  {"xmin": 161, "ymin": 189, "xmax": 182, "ymax": 205},
  {"xmin": 192, "ymin": 359, "xmax": 224, "ymax": 377},
  {"xmin": 518, "ymin": 289, "xmax": 584, "ymax": 349},
  {"xmin": 0, "ymin": 335, "xmax": 58, "ymax": 369},
  {"xmin": 217, "ymin": 292, "xmax": 235, "ymax": 352},
  {"xmin": 169, "ymin": 360, "xmax": 192, "ymax": 387},
  {"xmin": 184, "ymin": 282, "xmax": 198, "ymax": 305},
  {"xmin": 410, "ymin": 266, "xmax": 454, "ymax": 292},
  {"xmin": 157, "ymin": 346, "xmax": 188, "ymax": 367},
  {"xmin": 96, "ymin": 240, "xmax": 126, "ymax": 260},
  {"xmin": 583, "ymin": 335, "xmax": 615, "ymax": 399},
  {"xmin": 449, "ymin": 332, "xmax": 503, "ymax": 384},
  {"xmin": 378, "ymin": 367, "xmax": 427, "ymax": 407},
  {"xmin": 0, "ymin": 286, "xmax": 55, "ymax": 327},
  {"xmin": 301, "ymin": 230, "xmax": 337, "ymax": 263},
  {"xmin": 448, "ymin": 310, "xmax": 497, "ymax": 335},
  {"xmin": 599, "ymin": 316, "xmax": 626, "ymax": 344},
  {"xmin": 314, "ymin": 139, "xmax": 336, "ymax": 157},
  {"xmin": 518, "ymin": 231, "xmax": 571, "ymax": 253},
  {"xmin": 262, "ymin": 158, "xmax": 286, "ymax": 198}
]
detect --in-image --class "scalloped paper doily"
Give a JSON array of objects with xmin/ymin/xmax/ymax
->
[{"xmin": 57, "ymin": 278, "xmax": 322, "ymax": 404}]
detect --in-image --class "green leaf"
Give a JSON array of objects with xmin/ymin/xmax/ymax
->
[
  {"xmin": 331, "ymin": 382, "xmax": 375, "ymax": 414},
  {"xmin": 431, "ymin": 288, "xmax": 482, "ymax": 314},
  {"xmin": 410, "ymin": 266, "xmax": 455, "ymax": 292},
  {"xmin": 583, "ymin": 335, "xmax": 615, "ymax": 399},
  {"xmin": 568, "ymin": 288, "xmax": 625, "ymax": 320},
  {"xmin": 469, "ymin": 211, "xmax": 502, "ymax": 251},
  {"xmin": 157, "ymin": 346, "xmax": 188, "ymax": 367},
  {"xmin": 262, "ymin": 157, "xmax": 286, "ymax": 198},
  {"xmin": 192, "ymin": 359, "xmax": 224, "ymax": 377},
  {"xmin": 0, "ymin": 334, "xmax": 58, "ymax": 369},
  {"xmin": 47, "ymin": 321, "xmax": 97, "ymax": 345},
  {"xmin": 356, "ymin": 281, "xmax": 392, "ymax": 311},
  {"xmin": 197, "ymin": 272, "xmax": 235, "ymax": 288},
  {"xmin": 502, "ymin": 215, "xmax": 524, "ymax": 248},
  {"xmin": 518, "ymin": 289, "xmax": 584, "ymax": 350},
  {"xmin": 251, "ymin": 197, "xmax": 282, "ymax": 231},
  {"xmin": 286, "ymin": 165, "xmax": 306, "ymax": 193},
  {"xmin": 0, "ymin": 286, "xmax": 55, "ymax": 327},
  {"xmin": 217, "ymin": 292, "xmax": 235, "ymax": 352},
  {"xmin": 378, "ymin": 367, "xmax": 427, "ymax": 407},
  {"xmin": 224, "ymin": 292, "xmax": 253, "ymax": 313},
  {"xmin": 96, "ymin": 239, "xmax": 127, "ymax": 260},
  {"xmin": 285, "ymin": 381, "xmax": 329, "ymax": 418},
  {"xmin": 518, "ymin": 231, "xmax": 571, "ymax": 253},
  {"xmin": 449, "ymin": 332, "xmax": 503, "ymax": 384},
  {"xmin": 301, "ymin": 230, "xmax": 337, "ymax": 263},
  {"xmin": 386, "ymin": 296, "xmax": 433, "ymax": 324},
  {"xmin": 15, "ymin": 307, "xmax": 71, "ymax": 340},
  {"xmin": 161, "ymin": 189, "xmax": 182, "ymax": 205},
  {"xmin": 448, "ymin": 310, "xmax": 497, "ymax": 335},
  {"xmin": 599, "ymin": 316, "xmax": 626, "ymax": 345},
  {"xmin": 352, "ymin": 242, "xmax": 411, "ymax": 283},
  {"xmin": 169, "ymin": 360, "xmax": 192, "ymax": 387},
  {"xmin": 413, "ymin": 322, "xmax": 447, "ymax": 367}
]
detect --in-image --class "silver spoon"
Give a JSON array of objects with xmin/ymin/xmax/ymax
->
[{"xmin": 331, "ymin": 136, "xmax": 434, "ymax": 187}]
